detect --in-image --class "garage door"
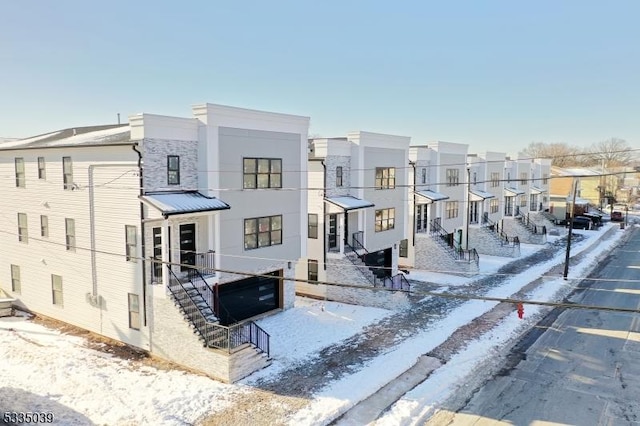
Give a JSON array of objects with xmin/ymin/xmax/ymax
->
[{"xmin": 217, "ymin": 270, "xmax": 281, "ymax": 326}]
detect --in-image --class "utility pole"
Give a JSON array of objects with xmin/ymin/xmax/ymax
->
[
  {"xmin": 563, "ymin": 178, "xmax": 579, "ymax": 280},
  {"xmin": 466, "ymin": 167, "xmax": 471, "ymax": 250}
]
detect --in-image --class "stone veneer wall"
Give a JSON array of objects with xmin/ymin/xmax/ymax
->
[
  {"xmin": 414, "ymin": 234, "xmax": 479, "ymax": 276},
  {"xmin": 500, "ymin": 218, "xmax": 547, "ymax": 244},
  {"xmin": 468, "ymin": 227, "xmax": 520, "ymax": 258}
]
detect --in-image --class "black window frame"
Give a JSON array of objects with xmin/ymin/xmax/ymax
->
[
  {"xmin": 308, "ymin": 259, "xmax": 318, "ymax": 281},
  {"xmin": 336, "ymin": 166, "xmax": 343, "ymax": 187},
  {"xmin": 243, "ymin": 157, "xmax": 282, "ymax": 189},
  {"xmin": 244, "ymin": 215, "xmax": 283, "ymax": 250},
  {"xmin": 399, "ymin": 239, "xmax": 408, "ymax": 258},
  {"xmin": 167, "ymin": 155, "xmax": 180, "ymax": 185},
  {"xmin": 421, "ymin": 168, "xmax": 427, "ymax": 184},
  {"xmin": 375, "ymin": 167, "xmax": 396, "ymax": 189}
]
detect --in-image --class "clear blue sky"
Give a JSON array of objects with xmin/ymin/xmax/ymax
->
[{"xmin": 2, "ymin": 1, "xmax": 639, "ymax": 155}]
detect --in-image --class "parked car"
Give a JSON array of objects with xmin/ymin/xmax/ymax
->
[
  {"xmin": 611, "ymin": 211, "xmax": 624, "ymax": 222},
  {"xmin": 582, "ymin": 212, "xmax": 603, "ymax": 228},
  {"xmin": 570, "ymin": 216, "xmax": 592, "ymax": 230}
]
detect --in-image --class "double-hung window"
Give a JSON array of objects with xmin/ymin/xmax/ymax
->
[
  {"xmin": 11, "ymin": 265, "xmax": 20, "ymax": 294},
  {"xmin": 17, "ymin": 213, "xmax": 28, "ymax": 243},
  {"xmin": 244, "ymin": 215, "xmax": 282, "ymax": 250},
  {"xmin": 445, "ymin": 201, "xmax": 459, "ymax": 219},
  {"xmin": 490, "ymin": 172, "xmax": 500, "ymax": 187},
  {"xmin": 128, "ymin": 293, "xmax": 140, "ymax": 330},
  {"xmin": 308, "ymin": 214, "xmax": 318, "ymax": 239},
  {"xmin": 308, "ymin": 260, "xmax": 318, "ymax": 281},
  {"xmin": 63, "ymin": 157, "xmax": 73, "ymax": 190},
  {"xmin": 51, "ymin": 275, "xmax": 63, "ymax": 306},
  {"xmin": 38, "ymin": 157, "xmax": 46, "ymax": 179},
  {"xmin": 125, "ymin": 225, "xmax": 137, "ymax": 262},
  {"xmin": 421, "ymin": 168, "xmax": 427, "ymax": 184},
  {"xmin": 15, "ymin": 158, "xmax": 25, "ymax": 188},
  {"xmin": 446, "ymin": 169, "xmax": 459, "ymax": 186},
  {"xmin": 336, "ymin": 166, "xmax": 343, "ymax": 187},
  {"xmin": 520, "ymin": 172, "xmax": 528, "ymax": 186},
  {"xmin": 243, "ymin": 158, "xmax": 282, "ymax": 189},
  {"xmin": 65, "ymin": 218, "xmax": 76, "ymax": 251},
  {"xmin": 40, "ymin": 215, "xmax": 49, "ymax": 237},
  {"xmin": 167, "ymin": 155, "xmax": 180, "ymax": 185}
]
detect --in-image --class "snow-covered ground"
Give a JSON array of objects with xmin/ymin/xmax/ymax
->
[{"xmin": 0, "ymin": 225, "xmax": 626, "ymax": 425}]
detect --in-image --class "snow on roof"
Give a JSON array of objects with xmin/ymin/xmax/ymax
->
[
  {"xmin": 141, "ymin": 192, "xmax": 230, "ymax": 217},
  {"xmin": 504, "ymin": 187, "xmax": 525, "ymax": 196},
  {"xmin": 0, "ymin": 125, "xmax": 130, "ymax": 150},
  {"xmin": 551, "ymin": 167, "xmax": 601, "ymax": 177},
  {"xmin": 415, "ymin": 189, "xmax": 449, "ymax": 202},
  {"xmin": 324, "ymin": 196, "xmax": 375, "ymax": 211},
  {"xmin": 469, "ymin": 189, "xmax": 495, "ymax": 200},
  {"xmin": 530, "ymin": 186, "xmax": 546, "ymax": 194}
]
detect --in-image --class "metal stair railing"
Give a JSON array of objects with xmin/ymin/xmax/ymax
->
[
  {"xmin": 483, "ymin": 218, "xmax": 520, "ymax": 248},
  {"xmin": 430, "ymin": 219, "xmax": 480, "ymax": 265},
  {"xmin": 382, "ymin": 273, "xmax": 411, "ymax": 291},
  {"xmin": 166, "ymin": 265, "xmax": 270, "ymax": 357},
  {"xmin": 521, "ymin": 213, "xmax": 547, "ymax": 235},
  {"xmin": 346, "ymin": 231, "xmax": 385, "ymax": 286},
  {"xmin": 185, "ymin": 265, "xmax": 219, "ymax": 319}
]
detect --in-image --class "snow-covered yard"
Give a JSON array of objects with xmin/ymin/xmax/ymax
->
[{"xmin": 0, "ymin": 225, "xmax": 627, "ymax": 425}]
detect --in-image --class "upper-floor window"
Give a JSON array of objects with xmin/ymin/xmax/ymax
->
[
  {"xmin": 543, "ymin": 174, "xmax": 549, "ymax": 185},
  {"xmin": 473, "ymin": 172, "xmax": 477, "ymax": 185},
  {"xmin": 375, "ymin": 167, "xmax": 395, "ymax": 189},
  {"xmin": 507, "ymin": 172, "xmax": 511, "ymax": 183},
  {"xmin": 520, "ymin": 172, "xmax": 528, "ymax": 185},
  {"xmin": 446, "ymin": 169, "xmax": 459, "ymax": 186},
  {"xmin": 375, "ymin": 208, "xmax": 395, "ymax": 232},
  {"xmin": 63, "ymin": 157, "xmax": 73, "ymax": 190},
  {"xmin": 65, "ymin": 218, "xmax": 76, "ymax": 251},
  {"xmin": 520, "ymin": 196, "xmax": 527, "ymax": 207},
  {"xmin": 243, "ymin": 158, "xmax": 282, "ymax": 189},
  {"xmin": 336, "ymin": 166, "xmax": 343, "ymax": 187},
  {"xmin": 244, "ymin": 215, "xmax": 282, "ymax": 250},
  {"xmin": 421, "ymin": 168, "xmax": 427, "ymax": 184},
  {"xmin": 490, "ymin": 172, "xmax": 500, "ymax": 187},
  {"xmin": 15, "ymin": 158, "xmax": 25, "ymax": 188},
  {"xmin": 399, "ymin": 239, "xmax": 408, "ymax": 258},
  {"xmin": 38, "ymin": 157, "xmax": 46, "ymax": 179},
  {"xmin": 308, "ymin": 214, "xmax": 318, "ymax": 239},
  {"xmin": 167, "ymin": 155, "xmax": 180, "ymax": 185},
  {"xmin": 125, "ymin": 225, "xmax": 137, "ymax": 262},
  {"xmin": 17, "ymin": 213, "xmax": 28, "ymax": 243},
  {"xmin": 445, "ymin": 201, "xmax": 459, "ymax": 219}
]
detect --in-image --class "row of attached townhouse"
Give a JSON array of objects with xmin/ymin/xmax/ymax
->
[{"xmin": 0, "ymin": 102, "xmax": 553, "ymax": 382}]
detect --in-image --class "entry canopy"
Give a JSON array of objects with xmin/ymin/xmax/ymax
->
[
  {"xmin": 415, "ymin": 189, "xmax": 449, "ymax": 202},
  {"xmin": 141, "ymin": 191, "xmax": 230, "ymax": 217},
  {"xmin": 469, "ymin": 189, "xmax": 495, "ymax": 201},
  {"xmin": 325, "ymin": 195, "xmax": 375, "ymax": 211}
]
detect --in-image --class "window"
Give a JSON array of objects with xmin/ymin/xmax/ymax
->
[
  {"xmin": 399, "ymin": 239, "xmax": 408, "ymax": 258},
  {"xmin": 10, "ymin": 265, "xmax": 20, "ymax": 294},
  {"xmin": 421, "ymin": 168, "xmax": 427, "ymax": 184},
  {"xmin": 520, "ymin": 196, "xmax": 527, "ymax": 207},
  {"xmin": 507, "ymin": 172, "xmax": 511, "ymax": 183},
  {"xmin": 445, "ymin": 201, "xmax": 459, "ymax": 219},
  {"xmin": 543, "ymin": 174, "xmax": 549, "ymax": 185},
  {"xmin": 375, "ymin": 208, "xmax": 395, "ymax": 232},
  {"xmin": 244, "ymin": 215, "xmax": 282, "ymax": 250},
  {"xmin": 15, "ymin": 158, "xmax": 25, "ymax": 187},
  {"xmin": 65, "ymin": 218, "xmax": 75, "ymax": 251},
  {"xmin": 446, "ymin": 169, "xmax": 459, "ymax": 186},
  {"xmin": 375, "ymin": 167, "xmax": 395, "ymax": 189},
  {"xmin": 17, "ymin": 213, "xmax": 28, "ymax": 243},
  {"xmin": 167, "ymin": 155, "xmax": 180, "ymax": 185},
  {"xmin": 520, "ymin": 172, "xmax": 528, "ymax": 185},
  {"xmin": 243, "ymin": 158, "xmax": 282, "ymax": 189},
  {"xmin": 308, "ymin": 260, "xmax": 318, "ymax": 282},
  {"xmin": 125, "ymin": 225, "xmax": 137, "ymax": 262},
  {"xmin": 473, "ymin": 172, "xmax": 477, "ymax": 185},
  {"xmin": 63, "ymin": 157, "xmax": 73, "ymax": 190},
  {"xmin": 530, "ymin": 194, "xmax": 538, "ymax": 211},
  {"xmin": 38, "ymin": 157, "xmax": 46, "ymax": 179},
  {"xmin": 490, "ymin": 199, "xmax": 499, "ymax": 213},
  {"xmin": 40, "ymin": 215, "xmax": 49, "ymax": 237},
  {"xmin": 128, "ymin": 293, "xmax": 140, "ymax": 330},
  {"xmin": 51, "ymin": 275, "xmax": 63, "ymax": 306},
  {"xmin": 336, "ymin": 166, "xmax": 343, "ymax": 187},
  {"xmin": 490, "ymin": 172, "xmax": 500, "ymax": 187},
  {"xmin": 308, "ymin": 214, "xmax": 318, "ymax": 239}
]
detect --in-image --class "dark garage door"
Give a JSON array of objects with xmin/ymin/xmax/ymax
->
[{"xmin": 217, "ymin": 271, "xmax": 281, "ymax": 326}]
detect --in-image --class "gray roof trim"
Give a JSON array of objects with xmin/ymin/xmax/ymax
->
[
  {"xmin": 415, "ymin": 190, "xmax": 449, "ymax": 202},
  {"xmin": 324, "ymin": 195, "xmax": 375, "ymax": 211}
]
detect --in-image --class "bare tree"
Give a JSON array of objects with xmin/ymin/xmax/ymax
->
[
  {"xmin": 521, "ymin": 142, "xmax": 585, "ymax": 167},
  {"xmin": 585, "ymin": 138, "xmax": 635, "ymax": 167}
]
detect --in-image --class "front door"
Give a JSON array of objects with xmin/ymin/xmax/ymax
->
[
  {"xmin": 179, "ymin": 224, "xmax": 196, "ymax": 271},
  {"xmin": 328, "ymin": 214, "xmax": 337, "ymax": 249},
  {"xmin": 469, "ymin": 201, "xmax": 479, "ymax": 224},
  {"xmin": 505, "ymin": 197, "xmax": 514, "ymax": 216}
]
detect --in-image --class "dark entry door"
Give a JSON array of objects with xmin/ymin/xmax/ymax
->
[
  {"xmin": 217, "ymin": 271, "xmax": 280, "ymax": 325},
  {"xmin": 328, "ymin": 214, "xmax": 338, "ymax": 249},
  {"xmin": 179, "ymin": 224, "xmax": 196, "ymax": 271}
]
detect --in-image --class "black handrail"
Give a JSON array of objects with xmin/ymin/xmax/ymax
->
[
  {"xmin": 187, "ymin": 251, "xmax": 215, "ymax": 280},
  {"xmin": 186, "ymin": 266, "xmax": 219, "ymax": 318},
  {"xmin": 382, "ymin": 273, "xmax": 411, "ymax": 291},
  {"xmin": 522, "ymin": 213, "xmax": 547, "ymax": 235},
  {"xmin": 484, "ymin": 218, "xmax": 520, "ymax": 247},
  {"xmin": 430, "ymin": 219, "xmax": 479, "ymax": 265}
]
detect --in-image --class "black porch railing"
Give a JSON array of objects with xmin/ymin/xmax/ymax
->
[
  {"xmin": 483, "ymin": 218, "xmax": 520, "ymax": 248},
  {"xmin": 187, "ymin": 251, "xmax": 216, "ymax": 280},
  {"xmin": 429, "ymin": 219, "xmax": 479, "ymax": 265},
  {"xmin": 382, "ymin": 273, "xmax": 411, "ymax": 291},
  {"xmin": 521, "ymin": 213, "xmax": 547, "ymax": 235},
  {"xmin": 165, "ymin": 265, "xmax": 269, "ymax": 357}
]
